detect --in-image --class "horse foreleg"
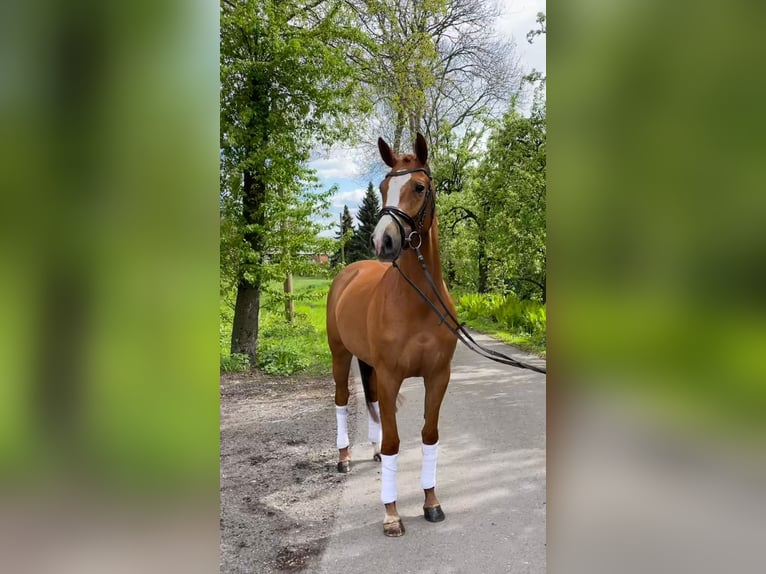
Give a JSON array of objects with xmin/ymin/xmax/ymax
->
[
  {"xmin": 368, "ymin": 400, "xmax": 382, "ymax": 461},
  {"xmin": 378, "ymin": 371, "xmax": 404, "ymax": 536},
  {"xmin": 332, "ymin": 348, "xmax": 353, "ymax": 473},
  {"xmin": 421, "ymin": 369, "xmax": 450, "ymax": 522}
]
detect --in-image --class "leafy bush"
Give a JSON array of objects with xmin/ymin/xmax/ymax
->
[
  {"xmin": 255, "ymin": 305, "xmax": 330, "ymax": 375},
  {"xmin": 456, "ymin": 293, "xmax": 500, "ymax": 320},
  {"xmin": 456, "ymin": 292, "xmax": 546, "ymax": 355},
  {"xmin": 257, "ymin": 338, "xmax": 311, "ymax": 375},
  {"xmin": 221, "ymin": 353, "xmax": 250, "ymax": 373},
  {"xmin": 493, "ymin": 296, "xmax": 526, "ymax": 330},
  {"xmin": 525, "ymin": 304, "xmax": 546, "ymax": 334}
]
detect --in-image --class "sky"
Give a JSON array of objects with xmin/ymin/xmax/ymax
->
[{"xmin": 312, "ymin": 0, "xmax": 546, "ymax": 236}]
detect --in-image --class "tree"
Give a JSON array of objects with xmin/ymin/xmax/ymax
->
[
  {"xmin": 526, "ymin": 12, "xmax": 546, "ymax": 45},
  {"xmin": 269, "ymin": 177, "xmax": 335, "ymax": 322},
  {"xmin": 524, "ymin": 12, "xmax": 546, "ymax": 88},
  {"xmin": 347, "ymin": 181, "xmax": 381, "ymax": 262},
  {"xmin": 220, "ymin": 0, "xmax": 368, "ymax": 364},
  {"xmin": 438, "ymin": 100, "xmax": 546, "ymax": 299},
  {"xmin": 478, "ymin": 105, "xmax": 546, "ymax": 300},
  {"xmin": 331, "ymin": 205, "xmax": 355, "ymax": 266},
  {"xmin": 344, "ymin": 0, "xmax": 522, "ymax": 155}
]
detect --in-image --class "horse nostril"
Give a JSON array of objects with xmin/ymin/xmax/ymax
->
[{"xmin": 383, "ymin": 235, "xmax": 393, "ymax": 250}]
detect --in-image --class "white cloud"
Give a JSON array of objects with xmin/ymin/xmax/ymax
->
[
  {"xmin": 309, "ymin": 145, "xmax": 373, "ymax": 181},
  {"xmin": 310, "ymin": 157, "xmax": 357, "ymax": 180},
  {"xmin": 331, "ymin": 187, "xmax": 366, "ymax": 208}
]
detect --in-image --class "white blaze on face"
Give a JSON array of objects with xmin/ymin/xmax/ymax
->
[
  {"xmin": 384, "ymin": 173, "xmax": 410, "ymax": 208},
  {"xmin": 372, "ymin": 174, "xmax": 411, "ymax": 252}
]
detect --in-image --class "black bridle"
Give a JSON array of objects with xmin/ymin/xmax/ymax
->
[
  {"xmin": 376, "ymin": 167, "xmax": 547, "ymax": 375},
  {"xmin": 378, "ymin": 167, "xmax": 435, "ymax": 251}
]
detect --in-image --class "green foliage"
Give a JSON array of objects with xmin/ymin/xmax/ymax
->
[
  {"xmin": 356, "ymin": 0, "xmax": 519, "ymax": 152},
  {"xmin": 438, "ymin": 191, "xmax": 480, "ymax": 290},
  {"xmin": 220, "ymin": 277, "xmax": 333, "ymax": 375},
  {"xmin": 220, "ymin": 0, "xmax": 373, "ymax": 356},
  {"xmin": 331, "ymin": 205, "xmax": 355, "ymax": 266},
  {"xmin": 456, "ymin": 292, "xmax": 546, "ymax": 356},
  {"xmin": 366, "ymin": 0, "xmax": 442, "ymax": 148},
  {"xmin": 221, "ymin": 353, "xmax": 251, "ymax": 373},
  {"xmin": 478, "ymin": 106, "xmax": 546, "ymax": 300},
  {"xmin": 431, "ymin": 121, "xmax": 485, "ymax": 196},
  {"xmin": 439, "ymin": 104, "xmax": 546, "ymax": 301},
  {"xmin": 256, "ymin": 321, "xmax": 313, "ymax": 375},
  {"xmin": 456, "ymin": 293, "xmax": 501, "ymax": 321}
]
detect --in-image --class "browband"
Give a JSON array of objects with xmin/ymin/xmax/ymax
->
[{"xmin": 383, "ymin": 167, "xmax": 432, "ymax": 179}]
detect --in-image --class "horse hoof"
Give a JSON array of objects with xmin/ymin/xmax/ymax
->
[
  {"xmin": 383, "ymin": 518, "xmax": 405, "ymax": 537},
  {"xmin": 423, "ymin": 505, "xmax": 445, "ymax": 523},
  {"xmin": 337, "ymin": 460, "xmax": 350, "ymax": 473},
  {"xmin": 373, "ymin": 453, "xmax": 381, "ymax": 462}
]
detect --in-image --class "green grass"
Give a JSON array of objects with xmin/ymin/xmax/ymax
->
[
  {"xmin": 221, "ymin": 277, "xmax": 546, "ymax": 376},
  {"xmin": 259, "ymin": 277, "xmax": 333, "ymax": 375},
  {"xmin": 459, "ymin": 316, "xmax": 546, "ymax": 357},
  {"xmin": 220, "ymin": 276, "xmax": 332, "ymax": 375}
]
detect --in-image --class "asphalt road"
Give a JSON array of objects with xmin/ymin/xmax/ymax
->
[{"xmin": 318, "ymin": 331, "xmax": 546, "ymax": 574}]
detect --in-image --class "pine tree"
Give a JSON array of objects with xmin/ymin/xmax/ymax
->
[
  {"xmin": 347, "ymin": 182, "xmax": 381, "ymax": 262},
  {"xmin": 331, "ymin": 205, "xmax": 355, "ymax": 266}
]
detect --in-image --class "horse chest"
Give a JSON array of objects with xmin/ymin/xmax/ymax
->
[{"xmin": 375, "ymin": 329, "xmax": 454, "ymax": 378}]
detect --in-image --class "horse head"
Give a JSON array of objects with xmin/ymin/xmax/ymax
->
[{"xmin": 372, "ymin": 133, "xmax": 435, "ymax": 261}]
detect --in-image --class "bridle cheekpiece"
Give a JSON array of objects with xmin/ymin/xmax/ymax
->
[{"xmin": 378, "ymin": 167, "xmax": 435, "ymax": 252}]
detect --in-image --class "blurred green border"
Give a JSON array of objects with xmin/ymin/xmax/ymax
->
[{"xmin": 0, "ymin": 1, "xmax": 220, "ymax": 492}]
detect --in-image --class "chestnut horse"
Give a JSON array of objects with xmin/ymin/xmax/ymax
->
[{"xmin": 326, "ymin": 133, "xmax": 457, "ymax": 537}]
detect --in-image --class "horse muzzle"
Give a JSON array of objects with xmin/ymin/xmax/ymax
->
[{"xmin": 372, "ymin": 215, "xmax": 404, "ymax": 261}]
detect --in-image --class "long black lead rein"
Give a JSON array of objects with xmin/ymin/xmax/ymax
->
[
  {"xmin": 382, "ymin": 166, "xmax": 545, "ymax": 374},
  {"xmin": 392, "ymin": 248, "xmax": 547, "ymax": 375}
]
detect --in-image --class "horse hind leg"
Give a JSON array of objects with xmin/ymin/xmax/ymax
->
[
  {"xmin": 332, "ymin": 346, "xmax": 353, "ymax": 473},
  {"xmin": 358, "ymin": 359, "xmax": 381, "ymax": 462}
]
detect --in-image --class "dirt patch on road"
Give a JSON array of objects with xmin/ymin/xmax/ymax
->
[{"xmin": 220, "ymin": 371, "xmax": 357, "ymax": 573}]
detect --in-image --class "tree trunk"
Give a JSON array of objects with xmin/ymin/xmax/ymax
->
[
  {"xmin": 230, "ymin": 169, "xmax": 266, "ymax": 366},
  {"xmin": 231, "ymin": 278, "xmax": 260, "ymax": 364},
  {"xmin": 446, "ymin": 259, "xmax": 456, "ymax": 285},
  {"xmin": 284, "ymin": 272, "xmax": 294, "ymax": 323},
  {"xmin": 477, "ymin": 239, "xmax": 488, "ymax": 294},
  {"xmin": 409, "ymin": 110, "xmax": 422, "ymax": 140},
  {"xmin": 477, "ymin": 204, "xmax": 489, "ymax": 293},
  {"xmin": 393, "ymin": 108, "xmax": 405, "ymax": 154}
]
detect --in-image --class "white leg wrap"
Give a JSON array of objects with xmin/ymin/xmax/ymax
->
[
  {"xmin": 380, "ymin": 453, "xmax": 398, "ymax": 504},
  {"xmin": 335, "ymin": 405, "xmax": 349, "ymax": 449},
  {"xmin": 368, "ymin": 401, "xmax": 381, "ymax": 445},
  {"xmin": 421, "ymin": 442, "xmax": 439, "ymax": 490}
]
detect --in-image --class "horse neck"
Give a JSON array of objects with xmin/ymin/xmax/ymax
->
[{"xmin": 396, "ymin": 217, "xmax": 446, "ymax": 296}]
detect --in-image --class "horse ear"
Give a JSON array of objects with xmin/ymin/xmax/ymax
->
[
  {"xmin": 378, "ymin": 137, "xmax": 395, "ymax": 167},
  {"xmin": 414, "ymin": 132, "xmax": 428, "ymax": 165}
]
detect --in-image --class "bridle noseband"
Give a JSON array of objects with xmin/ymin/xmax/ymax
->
[{"xmin": 378, "ymin": 167, "xmax": 435, "ymax": 251}]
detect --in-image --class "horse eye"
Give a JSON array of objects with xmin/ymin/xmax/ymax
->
[{"xmin": 415, "ymin": 182, "xmax": 425, "ymax": 193}]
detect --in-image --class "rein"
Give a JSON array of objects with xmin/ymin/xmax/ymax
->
[
  {"xmin": 381, "ymin": 168, "xmax": 547, "ymax": 375},
  {"xmin": 392, "ymin": 250, "xmax": 547, "ymax": 374}
]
